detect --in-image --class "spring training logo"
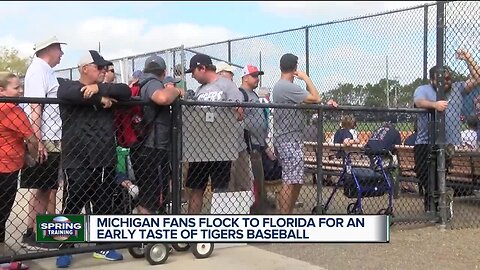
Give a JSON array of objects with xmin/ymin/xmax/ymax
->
[{"xmin": 39, "ymin": 216, "xmax": 82, "ymax": 241}]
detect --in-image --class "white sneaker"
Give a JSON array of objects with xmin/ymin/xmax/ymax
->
[{"xmin": 128, "ymin": 185, "xmax": 139, "ymax": 199}]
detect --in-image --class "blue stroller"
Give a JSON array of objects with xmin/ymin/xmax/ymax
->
[{"xmin": 314, "ymin": 147, "xmax": 395, "ymax": 215}]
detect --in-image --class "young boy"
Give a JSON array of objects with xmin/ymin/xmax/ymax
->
[{"xmin": 461, "ymin": 116, "xmax": 478, "ymax": 150}]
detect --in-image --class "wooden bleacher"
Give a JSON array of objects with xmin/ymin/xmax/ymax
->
[{"xmin": 305, "ymin": 142, "xmax": 480, "ymax": 195}]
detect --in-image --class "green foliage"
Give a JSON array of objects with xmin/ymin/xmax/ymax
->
[
  {"xmin": 0, "ymin": 47, "xmax": 32, "ymax": 77},
  {"xmin": 323, "ymin": 77, "xmax": 429, "ymax": 108}
]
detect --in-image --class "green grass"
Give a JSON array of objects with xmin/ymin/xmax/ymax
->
[{"xmin": 322, "ymin": 122, "xmax": 414, "ymax": 133}]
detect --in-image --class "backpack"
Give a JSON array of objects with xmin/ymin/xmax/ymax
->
[
  {"xmin": 114, "ymin": 77, "xmax": 158, "ymax": 147},
  {"xmin": 238, "ymin": 87, "xmax": 281, "ymax": 181}
]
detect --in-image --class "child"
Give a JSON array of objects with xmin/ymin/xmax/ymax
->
[
  {"xmin": 115, "ymin": 146, "xmax": 139, "ymax": 199},
  {"xmin": 0, "ymin": 72, "xmax": 38, "ymax": 270},
  {"xmin": 461, "ymin": 116, "xmax": 478, "ymax": 150}
]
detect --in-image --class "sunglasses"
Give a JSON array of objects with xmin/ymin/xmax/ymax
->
[{"xmin": 88, "ymin": 64, "xmax": 106, "ymax": 70}]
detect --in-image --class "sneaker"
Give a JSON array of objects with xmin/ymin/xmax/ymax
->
[
  {"xmin": 22, "ymin": 233, "xmax": 60, "ymax": 250},
  {"xmin": 93, "ymin": 250, "xmax": 123, "ymax": 261},
  {"xmin": 0, "ymin": 262, "xmax": 29, "ymax": 270},
  {"xmin": 56, "ymin": 255, "xmax": 72, "ymax": 268}
]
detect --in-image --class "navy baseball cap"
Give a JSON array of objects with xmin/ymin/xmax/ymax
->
[{"xmin": 185, "ymin": 54, "xmax": 213, "ymax": 73}]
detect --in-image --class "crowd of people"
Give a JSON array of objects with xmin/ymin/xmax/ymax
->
[{"xmin": 0, "ymin": 35, "xmax": 479, "ymax": 269}]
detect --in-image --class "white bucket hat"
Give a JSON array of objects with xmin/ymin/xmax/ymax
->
[
  {"xmin": 215, "ymin": 61, "xmax": 236, "ymax": 73},
  {"xmin": 34, "ymin": 36, "xmax": 66, "ymax": 53}
]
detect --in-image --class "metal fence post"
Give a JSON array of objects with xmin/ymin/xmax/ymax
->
[
  {"xmin": 305, "ymin": 27, "xmax": 310, "ymax": 76},
  {"xmin": 315, "ymin": 107, "xmax": 324, "ymax": 214},
  {"xmin": 69, "ymin": 69, "xmax": 72, "ymax": 80},
  {"xmin": 170, "ymin": 45, "xmax": 187, "ymax": 215},
  {"xmin": 227, "ymin": 40, "xmax": 232, "ymax": 64},
  {"xmin": 170, "ymin": 98, "xmax": 182, "ymax": 215},
  {"xmin": 435, "ymin": 1, "xmax": 447, "ymax": 226},
  {"xmin": 423, "ymin": 5, "xmax": 429, "ymax": 81}
]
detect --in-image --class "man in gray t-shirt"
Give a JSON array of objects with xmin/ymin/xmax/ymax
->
[
  {"xmin": 413, "ymin": 49, "xmax": 479, "ymax": 212},
  {"xmin": 130, "ymin": 55, "xmax": 184, "ymax": 215},
  {"xmin": 184, "ymin": 53, "xmax": 244, "ymax": 214},
  {"xmin": 272, "ymin": 53, "xmax": 337, "ymax": 214}
]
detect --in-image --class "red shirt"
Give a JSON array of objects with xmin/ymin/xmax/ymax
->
[
  {"xmin": 0, "ymin": 103, "xmax": 34, "ymax": 173},
  {"xmin": 114, "ymin": 84, "xmax": 140, "ymax": 147}
]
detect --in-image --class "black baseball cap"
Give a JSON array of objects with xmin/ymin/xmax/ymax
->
[
  {"xmin": 185, "ymin": 54, "xmax": 213, "ymax": 73},
  {"xmin": 77, "ymin": 50, "xmax": 112, "ymax": 67}
]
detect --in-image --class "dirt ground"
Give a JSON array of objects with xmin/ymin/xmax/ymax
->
[{"xmin": 255, "ymin": 224, "xmax": 480, "ymax": 270}]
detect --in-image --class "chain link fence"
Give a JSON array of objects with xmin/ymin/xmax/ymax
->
[
  {"xmin": 1, "ymin": 0, "xmax": 479, "ymax": 266},
  {"xmin": 441, "ymin": 0, "xmax": 480, "ymax": 229}
]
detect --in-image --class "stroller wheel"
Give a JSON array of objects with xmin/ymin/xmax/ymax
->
[
  {"xmin": 377, "ymin": 208, "xmax": 388, "ymax": 215},
  {"xmin": 145, "ymin": 243, "xmax": 169, "ymax": 265},
  {"xmin": 377, "ymin": 209, "xmax": 395, "ymax": 225},
  {"xmin": 128, "ymin": 244, "xmax": 145, "ymax": 258},
  {"xmin": 389, "ymin": 213, "xmax": 395, "ymax": 226},
  {"xmin": 311, "ymin": 205, "xmax": 326, "ymax": 214},
  {"xmin": 172, "ymin": 243, "xmax": 191, "ymax": 252},
  {"xmin": 192, "ymin": 243, "xmax": 214, "ymax": 259},
  {"xmin": 347, "ymin": 202, "xmax": 363, "ymax": 215}
]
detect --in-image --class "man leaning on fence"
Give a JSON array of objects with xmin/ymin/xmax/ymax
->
[
  {"xmin": 184, "ymin": 53, "xmax": 245, "ymax": 214},
  {"xmin": 55, "ymin": 50, "xmax": 131, "ymax": 268},
  {"xmin": 413, "ymin": 49, "xmax": 480, "ymax": 213},
  {"xmin": 21, "ymin": 36, "xmax": 66, "ymax": 249},
  {"xmin": 130, "ymin": 55, "xmax": 184, "ymax": 215},
  {"xmin": 272, "ymin": 53, "xmax": 337, "ymax": 214}
]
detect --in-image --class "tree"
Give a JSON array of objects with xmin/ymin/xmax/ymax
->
[{"xmin": 0, "ymin": 47, "xmax": 32, "ymax": 77}]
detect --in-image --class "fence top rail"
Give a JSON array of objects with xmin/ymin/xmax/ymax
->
[
  {"xmin": 184, "ymin": 48, "xmax": 243, "ymax": 68},
  {"xmin": 188, "ymin": 2, "xmax": 436, "ymax": 49},
  {"xmin": 0, "ymin": 97, "xmax": 428, "ymax": 113},
  {"xmin": 54, "ymin": 45, "xmax": 185, "ymax": 73},
  {"xmin": 54, "ymin": 2, "xmax": 437, "ymax": 74},
  {"xmin": 0, "ymin": 97, "xmax": 150, "ymax": 106},
  {"xmin": 180, "ymin": 100, "xmax": 428, "ymax": 113}
]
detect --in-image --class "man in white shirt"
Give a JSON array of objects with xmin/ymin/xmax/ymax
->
[{"xmin": 21, "ymin": 36, "xmax": 66, "ymax": 249}]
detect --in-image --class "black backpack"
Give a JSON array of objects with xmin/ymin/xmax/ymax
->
[{"xmin": 238, "ymin": 87, "xmax": 282, "ymax": 181}]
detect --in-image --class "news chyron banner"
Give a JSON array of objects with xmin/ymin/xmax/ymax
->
[{"xmin": 37, "ymin": 215, "xmax": 390, "ymax": 243}]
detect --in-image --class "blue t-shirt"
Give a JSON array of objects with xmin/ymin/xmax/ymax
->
[
  {"xmin": 365, "ymin": 125, "xmax": 401, "ymax": 151},
  {"xmin": 413, "ymin": 82, "xmax": 465, "ymax": 145},
  {"xmin": 333, "ymin": 128, "xmax": 353, "ymax": 144}
]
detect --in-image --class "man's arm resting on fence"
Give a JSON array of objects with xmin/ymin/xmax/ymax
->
[
  {"xmin": 98, "ymin": 82, "xmax": 132, "ymax": 101},
  {"xmin": 58, "ymin": 80, "xmax": 103, "ymax": 105},
  {"xmin": 414, "ymin": 99, "xmax": 448, "ymax": 112},
  {"xmin": 151, "ymin": 84, "xmax": 184, "ymax": 105}
]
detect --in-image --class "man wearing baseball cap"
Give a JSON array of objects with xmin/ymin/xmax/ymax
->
[
  {"xmin": 21, "ymin": 36, "xmax": 67, "ymax": 250},
  {"xmin": 55, "ymin": 50, "xmax": 131, "ymax": 268},
  {"xmin": 183, "ymin": 53, "xmax": 245, "ymax": 214},
  {"xmin": 272, "ymin": 53, "xmax": 337, "ymax": 214},
  {"xmin": 216, "ymin": 61, "xmax": 236, "ymax": 81},
  {"xmin": 238, "ymin": 65, "xmax": 280, "ymax": 212},
  {"xmin": 129, "ymin": 54, "xmax": 184, "ymax": 217}
]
